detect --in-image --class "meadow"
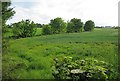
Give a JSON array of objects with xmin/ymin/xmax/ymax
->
[{"xmin": 3, "ymin": 28, "xmax": 118, "ymax": 79}]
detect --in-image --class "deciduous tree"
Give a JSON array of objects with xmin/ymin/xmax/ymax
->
[
  {"xmin": 2, "ymin": 1, "xmax": 15, "ymax": 54},
  {"xmin": 84, "ymin": 20, "xmax": 95, "ymax": 31},
  {"xmin": 67, "ymin": 18, "xmax": 83, "ymax": 33},
  {"xmin": 42, "ymin": 24, "xmax": 52, "ymax": 35},
  {"xmin": 12, "ymin": 20, "xmax": 37, "ymax": 38},
  {"xmin": 50, "ymin": 17, "xmax": 67, "ymax": 34}
]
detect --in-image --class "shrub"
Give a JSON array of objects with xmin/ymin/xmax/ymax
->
[
  {"xmin": 12, "ymin": 20, "xmax": 37, "ymax": 38},
  {"xmin": 52, "ymin": 56, "xmax": 118, "ymax": 80},
  {"xmin": 2, "ymin": 59, "xmax": 27, "ymax": 79}
]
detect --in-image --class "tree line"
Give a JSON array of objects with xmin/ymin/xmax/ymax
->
[
  {"xmin": 2, "ymin": 1, "xmax": 95, "ymax": 39},
  {"xmin": 10, "ymin": 18, "xmax": 95, "ymax": 38},
  {"xmin": 1, "ymin": 1, "xmax": 95, "ymax": 53}
]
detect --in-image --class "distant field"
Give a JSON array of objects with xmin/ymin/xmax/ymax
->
[
  {"xmin": 35, "ymin": 28, "xmax": 43, "ymax": 36},
  {"xmin": 3, "ymin": 28, "xmax": 118, "ymax": 79}
]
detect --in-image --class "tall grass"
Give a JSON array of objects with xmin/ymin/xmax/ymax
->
[{"xmin": 3, "ymin": 28, "xmax": 118, "ymax": 79}]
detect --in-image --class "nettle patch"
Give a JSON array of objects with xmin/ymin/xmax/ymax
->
[{"xmin": 52, "ymin": 56, "xmax": 118, "ymax": 80}]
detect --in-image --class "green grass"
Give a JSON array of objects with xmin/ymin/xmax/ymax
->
[
  {"xmin": 35, "ymin": 28, "xmax": 43, "ymax": 36},
  {"xmin": 3, "ymin": 28, "xmax": 118, "ymax": 79}
]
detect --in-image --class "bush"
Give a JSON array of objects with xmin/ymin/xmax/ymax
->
[
  {"xmin": 12, "ymin": 20, "xmax": 37, "ymax": 38},
  {"xmin": 2, "ymin": 61, "xmax": 27, "ymax": 79},
  {"xmin": 42, "ymin": 24, "xmax": 52, "ymax": 35},
  {"xmin": 52, "ymin": 56, "xmax": 118, "ymax": 80}
]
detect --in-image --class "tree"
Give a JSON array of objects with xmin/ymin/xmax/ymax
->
[
  {"xmin": 42, "ymin": 24, "xmax": 52, "ymax": 35},
  {"xmin": 84, "ymin": 20, "xmax": 95, "ymax": 31},
  {"xmin": 36, "ymin": 23, "xmax": 43, "ymax": 28},
  {"xmin": 50, "ymin": 17, "xmax": 67, "ymax": 34},
  {"xmin": 2, "ymin": 2, "xmax": 15, "ymax": 33},
  {"xmin": 67, "ymin": 18, "xmax": 83, "ymax": 33},
  {"xmin": 12, "ymin": 20, "xmax": 37, "ymax": 38},
  {"xmin": 66, "ymin": 22, "xmax": 74, "ymax": 33},
  {"xmin": 2, "ymin": 2, "xmax": 15, "ymax": 54}
]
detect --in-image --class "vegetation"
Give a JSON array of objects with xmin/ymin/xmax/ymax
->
[
  {"xmin": 3, "ymin": 28, "xmax": 118, "ymax": 79},
  {"xmin": 52, "ymin": 56, "xmax": 118, "ymax": 80},
  {"xmin": 5, "ymin": 17, "xmax": 96, "ymax": 37},
  {"xmin": 67, "ymin": 18, "xmax": 83, "ymax": 33},
  {"xmin": 49, "ymin": 17, "xmax": 67, "ymax": 34},
  {"xmin": 12, "ymin": 20, "xmax": 37, "ymax": 38},
  {"xmin": 84, "ymin": 20, "xmax": 95, "ymax": 31},
  {"xmin": 2, "ymin": 2, "xmax": 15, "ymax": 54},
  {"xmin": 2, "ymin": 1, "xmax": 118, "ymax": 80},
  {"xmin": 36, "ymin": 23, "xmax": 43, "ymax": 28},
  {"xmin": 42, "ymin": 24, "xmax": 52, "ymax": 35}
]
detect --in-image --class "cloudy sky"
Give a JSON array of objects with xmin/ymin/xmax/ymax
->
[{"xmin": 7, "ymin": 0, "xmax": 119, "ymax": 26}]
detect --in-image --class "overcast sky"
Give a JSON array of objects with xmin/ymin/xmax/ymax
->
[{"xmin": 7, "ymin": 0, "xmax": 119, "ymax": 26}]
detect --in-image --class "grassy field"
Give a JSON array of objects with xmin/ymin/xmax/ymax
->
[{"xmin": 3, "ymin": 28, "xmax": 118, "ymax": 79}]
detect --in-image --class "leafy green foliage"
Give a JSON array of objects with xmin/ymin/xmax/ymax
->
[
  {"xmin": 36, "ymin": 23, "xmax": 43, "ymax": 28},
  {"xmin": 2, "ymin": 57, "xmax": 27, "ymax": 79},
  {"xmin": 50, "ymin": 17, "xmax": 67, "ymax": 34},
  {"xmin": 2, "ymin": 38, "xmax": 9, "ymax": 54},
  {"xmin": 2, "ymin": 2, "xmax": 15, "ymax": 23},
  {"xmin": 2, "ymin": 2, "xmax": 15, "ymax": 54},
  {"xmin": 52, "ymin": 56, "xmax": 118, "ymax": 80},
  {"xmin": 84, "ymin": 20, "xmax": 95, "ymax": 31},
  {"xmin": 2, "ymin": 2, "xmax": 15, "ymax": 35},
  {"xmin": 12, "ymin": 20, "xmax": 37, "ymax": 38},
  {"xmin": 42, "ymin": 24, "xmax": 53, "ymax": 35},
  {"xmin": 67, "ymin": 18, "xmax": 83, "ymax": 33}
]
